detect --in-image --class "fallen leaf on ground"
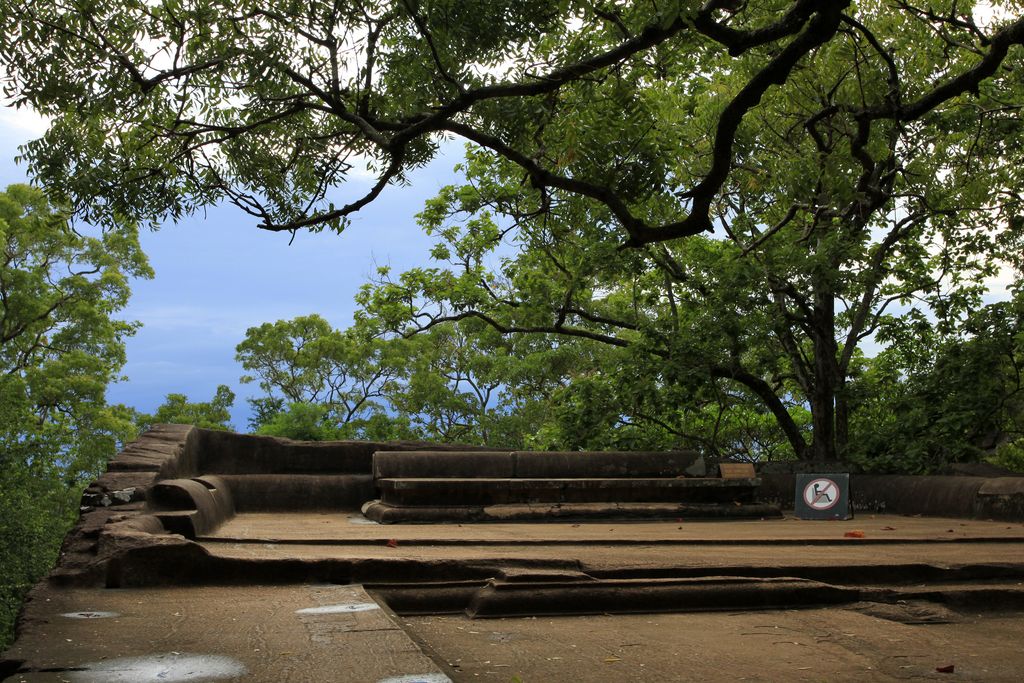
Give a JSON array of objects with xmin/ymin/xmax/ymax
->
[
  {"xmin": 844, "ymin": 530, "xmax": 866, "ymax": 538},
  {"xmin": 880, "ymin": 526, "xmax": 896, "ymax": 531},
  {"xmin": 604, "ymin": 657, "xmax": 622, "ymax": 663},
  {"xmin": 936, "ymin": 664, "xmax": 955, "ymax": 673},
  {"xmin": 386, "ymin": 538, "xmax": 399, "ymax": 548}
]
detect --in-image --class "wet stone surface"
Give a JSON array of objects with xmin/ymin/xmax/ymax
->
[
  {"xmin": 68, "ymin": 653, "xmax": 246, "ymax": 682},
  {"xmin": 295, "ymin": 603, "xmax": 380, "ymax": 615},
  {"xmin": 59, "ymin": 611, "xmax": 121, "ymax": 620},
  {"xmin": 3, "ymin": 585, "xmax": 452, "ymax": 683}
]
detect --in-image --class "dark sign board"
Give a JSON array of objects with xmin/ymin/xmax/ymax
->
[{"xmin": 794, "ymin": 473, "xmax": 851, "ymax": 520}]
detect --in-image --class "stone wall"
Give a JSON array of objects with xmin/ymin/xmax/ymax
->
[{"xmin": 760, "ymin": 472, "xmax": 1024, "ymax": 520}]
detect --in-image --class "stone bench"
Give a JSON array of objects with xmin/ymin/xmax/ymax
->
[{"xmin": 363, "ymin": 450, "xmax": 777, "ymax": 523}]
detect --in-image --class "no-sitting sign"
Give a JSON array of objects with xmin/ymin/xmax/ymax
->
[{"xmin": 794, "ymin": 473, "xmax": 851, "ymax": 520}]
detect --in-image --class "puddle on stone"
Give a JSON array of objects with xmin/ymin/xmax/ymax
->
[
  {"xmin": 378, "ymin": 674, "xmax": 452, "ymax": 683},
  {"xmin": 69, "ymin": 653, "xmax": 246, "ymax": 682},
  {"xmin": 60, "ymin": 611, "xmax": 120, "ymax": 619},
  {"xmin": 347, "ymin": 515, "xmax": 380, "ymax": 525},
  {"xmin": 296, "ymin": 602, "xmax": 380, "ymax": 615}
]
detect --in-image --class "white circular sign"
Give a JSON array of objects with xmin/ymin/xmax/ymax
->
[{"xmin": 803, "ymin": 478, "xmax": 840, "ymax": 510}]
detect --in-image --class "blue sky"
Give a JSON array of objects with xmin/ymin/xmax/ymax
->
[{"xmin": 1, "ymin": 107, "xmax": 463, "ymax": 429}]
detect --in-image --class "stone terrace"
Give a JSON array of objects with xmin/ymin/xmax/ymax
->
[{"xmin": 4, "ymin": 425, "xmax": 1024, "ymax": 682}]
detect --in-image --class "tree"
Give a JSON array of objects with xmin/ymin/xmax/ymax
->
[
  {"xmin": 382, "ymin": 320, "xmax": 529, "ymax": 445},
  {"xmin": 358, "ymin": 177, "xmax": 819, "ymax": 458},
  {"xmin": 254, "ymin": 401, "xmax": 344, "ymax": 441},
  {"xmin": 0, "ymin": 184, "xmax": 150, "ymax": 649},
  {"xmin": 849, "ymin": 291, "xmax": 1024, "ymax": 472},
  {"xmin": 353, "ymin": 4, "xmax": 1024, "ymax": 461},
  {"xmin": 519, "ymin": 335, "xmax": 810, "ymax": 458},
  {"xmin": 3, "ymin": 1, "xmax": 1020, "ymax": 237},
  {"xmin": 359, "ymin": 114, "xmax": 1019, "ymax": 461},
  {"xmin": 3, "ymin": 1, "xmax": 1024, "ymax": 460},
  {"xmin": 235, "ymin": 314, "xmax": 403, "ymax": 435},
  {"xmin": 136, "ymin": 384, "xmax": 236, "ymax": 432},
  {"xmin": 236, "ymin": 313, "xmax": 541, "ymax": 445}
]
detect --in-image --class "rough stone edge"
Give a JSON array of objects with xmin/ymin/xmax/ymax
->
[
  {"xmin": 373, "ymin": 450, "xmax": 706, "ymax": 480},
  {"xmin": 50, "ymin": 427, "xmax": 550, "ymax": 590},
  {"xmin": 43, "ymin": 427, "xmax": 534, "ymax": 591},
  {"xmin": 53, "ymin": 423, "xmax": 201, "ymax": 587}
]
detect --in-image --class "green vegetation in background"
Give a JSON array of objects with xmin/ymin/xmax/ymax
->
[
  {"xmin": 236, "ymin": 314, "xmax": 527, "ymax": 445},
  {"xmin": 134, "ymin": 385, "xmax": 236, "ymax": 433},
  {"xmin": 237, "ymin": 290, "xmax": 1024, "ymax": 470},
  {"xmin": 0, "ymin": 185, "xmax": 150, "ymax": 649},
  {"xmin": 850, "ymin": 295, "xmax": 1024, "ymax": 472}
]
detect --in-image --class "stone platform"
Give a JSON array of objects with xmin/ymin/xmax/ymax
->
[
  {"xmin": 7, "ymin": 512, "xmax": 1024, "ymax": 681},
  {"xmin": 6, "ymin": 425, "xmax": 1024, "ymax": 682}
]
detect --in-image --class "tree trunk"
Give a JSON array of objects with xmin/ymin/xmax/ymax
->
[
  {"xmin": 809, "ymin": 283, "xmax": 839, "ymax": 461},
  {"xmin": 835, "ymin": 379, "xmax": 849, "ymax": 459},
  {"xmin": 809, "ymin": 383, "xmax": 836, "ymax": 461}
]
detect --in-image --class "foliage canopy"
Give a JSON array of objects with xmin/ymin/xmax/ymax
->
[
  {"xmin": 3, "ymin": 1, "xmax": 1021, "ymax": 240},
  {"xmin": 3, "ymin": 1, "xmax": 1024, "ymax": 460}
]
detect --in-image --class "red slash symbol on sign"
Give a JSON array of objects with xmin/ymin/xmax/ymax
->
[{"xmin": 803, "ymin": 478, "xmax": 840, "ymax": 511}]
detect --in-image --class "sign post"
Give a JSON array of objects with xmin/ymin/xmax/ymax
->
[{"xmin": 794, "ymin": 473, "xmax": 851, "ymax": 520}]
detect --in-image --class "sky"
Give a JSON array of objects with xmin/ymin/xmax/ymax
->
[{"xmin": 1, "ymin": 106, "xmax": 464, "ymax": 429}]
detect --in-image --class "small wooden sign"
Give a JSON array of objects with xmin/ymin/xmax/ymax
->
[{"xmin": 719, "ymin": 462, "xmax": 756, "ymax": 479}]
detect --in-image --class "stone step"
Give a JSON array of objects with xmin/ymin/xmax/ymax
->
[
  {"xmin": 376, "ymin": 574, "xmax": 1024, "ymax": 618},
  {"xmin": 362, "ymin": 500, "xmax": 779, "ymax": 524},
  {"xmin": 377, "ymin": 477, "xmax": 759, "ymax": 506},
  {"xmin": 142, "ymin": 474, "xmax": 377, "ymax": 537},
  {"xmin": 465, "ymin": 575, "xmax": 857, "ymax": 618}
]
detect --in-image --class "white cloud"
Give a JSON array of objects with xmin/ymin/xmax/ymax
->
[
  {"xmin": 981, "ymin": 263, "xmax": 1019, "ymax": 304},
  {"xmin": 123, "ymin": 304, "xmax": 272, "ymax": 338},
  {"xmin": 346, "ymin": 153, "xmax": 388, "ymax": 182},
  {"xmin": 0, "ymin": 105, "xmax": 50, "ymax": 137},
  {"xmin": 122, "ymin": 301, "xmax": 357, "ymax": 341}
]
